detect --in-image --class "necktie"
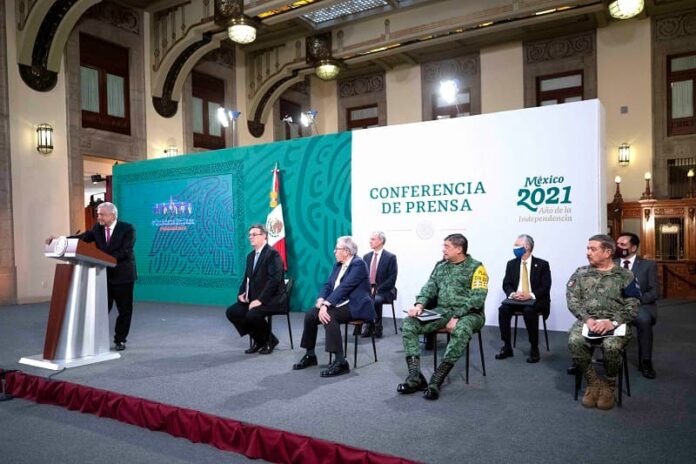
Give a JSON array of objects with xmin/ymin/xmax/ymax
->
[
  {"xmin": 369, "ymin": 253, "xmax": 378, "ymax": 285},
  {"xmin": 105, "ymin": 226, "xmax": 111, "ymax": 243},
  {"xmin": 623, "ymin": 260, "xmax": 630, "ymax": 269},
  {"xmin": 253, "ymin": 252, "xmax": 260, "ymax": 271},
  {"xmin": 521, "ymin": 261, "xmax": 530, "ymax": 294}
]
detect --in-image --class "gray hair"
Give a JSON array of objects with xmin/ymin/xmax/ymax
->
[
  {"xmin": 98, "ymin": 202, "xmax": 118, "ymax": 219},
  {"xmin": 337, "ymin": 236, "xmax": 358, "ymax": 256},
  {"xmin": 589, "ymin": 234, "xmax": 615, "ymax": 254},
  {"xmin": 517, "ymin": 234, "xmax": 534, "ymax": 251},
  {"xmin": 372, "ymin": 231, "xmax": 386, "ymax": 245}
]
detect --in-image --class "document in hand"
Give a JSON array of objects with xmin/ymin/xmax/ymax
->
[
  {"xmin": 582, "ymin": 322, "xmax": 627, "ymax": 339},
  {"xmin": 501, "ymin": 297, "xmax": 535, "ymax": 306},
  {"xmin": 403, "ymin": 309, "xmax": 442, "ymax": 322}
]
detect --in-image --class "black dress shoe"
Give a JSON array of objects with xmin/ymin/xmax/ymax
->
[
  {"xmin": 292, "ymin": 354, "xmax": 318, "ymax": 370},
  {"xmin": 374, "ymin": 324, "xmax": 383, "ymax": 339},
  {"xmin": 320, "ymin": 360, "xmax": 350, "ymax": 377},
  {"xmin": 259, "ymin": 335, "xmax": 279, "ymax": 355},
  {"xmin": 526, "ymin": 347, "xmax": 540, "ymax": 363},
  {"xmin": 494, "ymin": 347, "xmax": 513, "ymax": 360},
  {"xmin": 245, "ymin": 341, "xmax": 263, "ymax": 354},
  {"xmin": 360, "ymin": 324, "xmax": 374, "ymax": 338},
  {"xmin": 115, "ymin": 342, "xmax": 126, "ymax": 351},
  {"xmin": 641, "ymin": 360, "xmax": 656, "ymax": 379}
]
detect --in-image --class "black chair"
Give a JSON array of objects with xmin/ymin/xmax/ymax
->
[
  {"xmin": 432, "ymin": 326, "xmax": 486, "ymax": 384},
  {"xmin": 573, "ymin": 341, "xmax": 631, "ymax": 407},
  {"xmin": 513, "ymin": 308, "xmax": 550, "ymax": 351},
  {"xmin": 385, "ymin": 288, "xmax": 398, "ymax": 334},
  {"xmin": 248, "ymin": 278, "xmax": 294, "ymax": 350},
  {"xmin": 329, "ymin": 320, "xmax": 378, "ymax": 368}
]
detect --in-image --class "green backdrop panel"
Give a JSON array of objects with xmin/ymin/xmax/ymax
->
[{"xmin": 112, "ymin": 132, "xmax": 352, "ymax": 310}]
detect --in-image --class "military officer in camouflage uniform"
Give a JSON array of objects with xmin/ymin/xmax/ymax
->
[
  {"xmin": 397, "ymin": 233, "xmax": 488, "ymax": 400},
  {"xmin": 567, "ymin": 234, "xmax": 640, "ymax": 410}
]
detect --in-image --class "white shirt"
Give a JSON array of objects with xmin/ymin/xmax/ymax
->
[
  {"xmin": 334, "ymin": 256, "xmax": 353, "ymax": 290},
  {"xmin": 621, "ymin": 254, "xmax": 636, "ymax": 270}
]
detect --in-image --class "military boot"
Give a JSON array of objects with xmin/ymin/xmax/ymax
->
[
  {"xmin": 581, "ymin": 366, "xmax": 600, "ymax": 408},
  {"xmin": 397, "ymin": 356, "xmax": 427, "ymax": 394},
  {"xmin": 597, "ymin": 377, "xmax": 616, "ymax": 410},
  {"xmin": 423, "ymin": 361, "xmax": 454, "ymax": 400}
]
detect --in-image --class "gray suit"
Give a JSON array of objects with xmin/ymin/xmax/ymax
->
[{"xmin": 617, "ymin": 256, "xmax": 659, "ymax": 361}]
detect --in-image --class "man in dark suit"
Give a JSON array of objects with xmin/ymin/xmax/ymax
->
[
  {"xmin": 63, "ymin": 202, "xmax": 137, "ymax": 351},
  {"xmin": 495, "ymin": 234, "xmax": 551, "ymax": 363},
  {"xmin": 616, "ymin": 232, "xmax": 659, "ymax": 379},
  {"xmin": 226, "ymin": 224, "xmax": 287, "ymax": 355},
  {"xmin": 362, "ymin": 231, "xmax": 398, "ymax": 338},
  {"xmin": 293, "ymin": 236, "xmax": 376, "ymax": 377}
]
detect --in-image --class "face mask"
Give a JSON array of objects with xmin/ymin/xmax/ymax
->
[
  {"xmin": 614, "ymin": 247, "xmax": 630, "ymax": 259},
  {"xmin": 513, "ymin": 247, "xmax": 526, "ymax": 258}
]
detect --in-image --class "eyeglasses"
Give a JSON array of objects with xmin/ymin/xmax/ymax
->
[
  {"xmin": 334, "ymin": 247, "xmax": 347, "ymax": 252},
  {"xmin": 248, "ymin": 233, "xmax": 263, "ymax": 237}
]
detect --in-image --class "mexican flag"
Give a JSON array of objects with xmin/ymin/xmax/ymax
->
[{"xmin": 266, "ymin": 163, "xmax": 288, "ymax": 270}]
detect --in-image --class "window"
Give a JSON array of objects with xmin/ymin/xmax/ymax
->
[
  {"xmin": 536, "ymin": 71, "xmax": 583, "ymax": 106},
  {"xmin": 667, "ymin": 52, "xmax": 696, "ymax": 136},
  {"xmin": 192, "ymin": 72, "xmax": 225, "ymax": 150},
  {"xmin": 667, "ymin": 157, "xmax": 696, "ymax": 198},
  {"xmin": 432, "ymin": 90, "xmax": 470, "ymax": 120},
  {"xmin": 280, "ymin": 99, "xmax": 303, "ymax": 139},
  {"xmin": 347, "ymin": 104, "xmax": 379, "ymax": 130},
  {"xmin": 80, "ymin": 34, "xmax": 130, "ymax": 135}
]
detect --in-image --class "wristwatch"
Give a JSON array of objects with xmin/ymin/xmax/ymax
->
[{"xmin": 611, "ymin": 321, "xmax": 619, "ymax": 328}]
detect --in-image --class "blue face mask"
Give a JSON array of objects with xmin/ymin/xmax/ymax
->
[{"xmin": 513, "ymin": 247, "xmax": 526, "ymax": 258}]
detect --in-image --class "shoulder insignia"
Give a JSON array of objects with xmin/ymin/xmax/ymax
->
[{"xmin": 472, "ymin": 265, "xmax": 489, "ymax": 289}]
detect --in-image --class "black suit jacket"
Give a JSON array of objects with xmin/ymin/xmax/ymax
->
[
  {"xmin": 363, "ymin": 249, "xmax": 398, "ymax": 302},
  {"xmin": 319, "ymin": 257, "xmax": 376, "ymax": 321},
  {"xmin": 502, "ymin": 256, "xmax": 552, "ymax": 318},
  {"xmin": 237, "ymin": 244, "xmax": 287, "ymax": 309},
  {"xmin": 80, "ymin": 221, "xmax": 137, "ymax": 285}
]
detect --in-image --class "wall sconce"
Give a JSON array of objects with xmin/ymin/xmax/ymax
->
[
  {"xmin": 164, "ymin": 146, "xmax": 178, "ymax": 157},
  {"xmin": 608, "ymin": 0, "xmax": 644, "ymax": 20},
  {"xmin": 36, "ymin": 123, "xmax": 53, "ymax": 154},
  {"xmin": 618, "ymin": 143, "xmax": 630, "ymax": 166},
  {"xmin": 641, "ymin": 171, "xmax": 653, "ymax": 200}
]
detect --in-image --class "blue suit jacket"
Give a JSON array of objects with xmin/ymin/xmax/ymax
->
[{"xmin": 319, "ymin": 257, "xmax": 376, "ymax": 322}]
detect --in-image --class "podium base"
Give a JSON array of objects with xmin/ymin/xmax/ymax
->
[{"xmin": 19, "ymin": 352, "xmax": 121, "ymax": 371}]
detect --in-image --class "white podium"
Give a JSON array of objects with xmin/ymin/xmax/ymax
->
[{"xmin": 19, "ymin": 238, "xmax": 121, "ymax": 370}]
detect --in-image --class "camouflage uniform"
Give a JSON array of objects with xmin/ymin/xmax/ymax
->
[
  {"xmin": 566, "ymin": 265, "xmax": 640, "ymax": 377},
  {"xmin": 403, "ymin": 256, "xmax": 488, "ymax": 364}
]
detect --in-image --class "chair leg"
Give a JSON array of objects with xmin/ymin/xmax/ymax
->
[
  {"xmin": 286, "ymin": 313, "xmax": 294, "ymax": 349},
  {"xmin": 344, "ymin": 323, "xmax": 348, "ymax": 357},
  {"xmin": 433, "ymin": 333, "xmax": 438, "ymax": 372},
  {"xmin": 618, "ymin": 361, "xmax": 624, "ymax": 407},
  {"xmin": 542, "ymin": 316, "xmax": 550, "ymax": 351},
  {"xmin": 371, "ymin": 331, "xmax": 377, "ymax": 362},
  {"xmin": 478, "ymin": 331, "xmax": 486, "ymax": 377},
  {"xmin": 391, "ymin": 304, "xmax": 398, "ymax": 334},
  {"xmin": 354, "ymin": 328, "xmax": 359, "ymax": 368},
  {"xmin": 623, "ymin": 350, "xmax": 631, "ymax": 397},
  {"xmin": 513, "ymin": 314, "xmax": 518, "ymax": 348},
  {"xmin": 574, "ymin": 370, "xmax": 581, "ymax": 400},
  {"xmin": 465, "ymin": 342, "xmax": 470, "ymax": 384}
]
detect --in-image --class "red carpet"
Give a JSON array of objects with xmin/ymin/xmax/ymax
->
[{"xmin": 4, "ymin": 370, "xmax": 418, "ymax": 464}]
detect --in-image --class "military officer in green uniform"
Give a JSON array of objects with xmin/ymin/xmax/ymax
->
[
  {"xmin": 397, "ymin": 233, "xmax": 488, "ymax": 400},
  {"xmin": 567, "ymin": 234, "xmax": 640, "ymax": 410}
]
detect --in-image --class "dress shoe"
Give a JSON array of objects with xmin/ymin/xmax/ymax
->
[
  {"xmin": 245, "ymin": 340, "xmax": 263, "ymax": 354},
  {"xmin": 292, "ymin": 354, "xmax": 318, "ymax": 370},
  {"xmin": 360, "ymin": 324, "xmax": 374, "ymax": 338},
  {"xmin": 641, "ymin": 360, "xmax": 656, "ymax": 379},
  {"xmin": 494, "ymin": 346, "xmax": 513, "ymax": 360},
  {"xmin": 526, "ymin": 347, "xmax": 540, "ymax": 363},
  {"xmin": 259, "ymin": 334, "xmax": 279, "ymax": 355},
  {"xmin": 374, "ymin": 324, "xmax": 383, "ymax": 339},
  {"xmin": 320, "ymin": 360, "xmax": 350, "ymax": 377},
  {"xmin": 114, "ymin": 341, "xmax": 126, "ymax": 351}
]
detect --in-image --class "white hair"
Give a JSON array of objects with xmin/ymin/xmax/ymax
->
[{"xmin": 98, "ymin": 202, "xmax": 118, "ymax": 219}]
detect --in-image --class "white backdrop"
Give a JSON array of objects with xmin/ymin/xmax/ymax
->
[{"xmin": 351, "ymin": 100, "xmax": 606, "ymax": 331}]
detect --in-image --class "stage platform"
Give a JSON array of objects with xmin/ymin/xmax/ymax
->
[{"xmin": 1, "ymin": 300, "xmax": 695, "ymax": 463}]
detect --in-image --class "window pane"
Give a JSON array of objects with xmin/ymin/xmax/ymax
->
[
  {"xmin": 349, "ymin": 106, "xmax": 378, "ymax": 120},
  {"xmin": 565, "ymin": 96, "xmax": 583, "ymax": 103},
  {"xmin": 435, "ymin": 91, "xmax": 470, "ymax": 108},
  {"xmin": 192, "ymin": 97, "xmax": 203, "ymax": 134},
  {"xmin": 106, "ymin": 74, "xmax": 125, "ymax": 117},
  {"xmin": 80, "ymin": 66, "xmax": 99, "ymax": 112},
  {"xmin": 671, "ymin": 55, "xmax": 696, "ymax": 72},
  {"xmin": 540, "ymin": 100, "xmax": 557, "ymax": 106},
  {"xmin": 208, "ymin": 102, "xmax": 222, "ymax": 137},
  {"xmin": 540, "ymin": 74, "xmax": 582, "ymax": 92},
  {"xmin": 671, "ymin": 80, "xmax": 694, "ymax": 118}
]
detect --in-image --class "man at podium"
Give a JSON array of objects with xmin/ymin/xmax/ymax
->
[{"xmin": 48, "ymin": 202, "xmax": 137, "ymax": 351}]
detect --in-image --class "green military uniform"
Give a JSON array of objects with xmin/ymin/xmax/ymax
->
[
  {"xmin": 403, "ymin": 255, "xmax": 488, "ymax": 364},
  {"xmin": 566, "ymin": 264, "xmax": 640, "ymax": 377}
]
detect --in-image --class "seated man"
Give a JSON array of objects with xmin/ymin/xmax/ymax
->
[
  {"xmin": 397, "ymin": 234, "xmax": 488, "ymax": 400},
  {"xmin": 362, "ymin": 231, "xmax": 398, "ymax": 338},
  {"xmin": 226, "ymin": 224, "xmax": 287, "ymax": 355},
  {"xmin": 567, "ymin": 234, "xmax": 640, "ymax": 410},
  {"xmin": 495, "ymin": 234, "xmax": 551, "ymax": 363},
  {"xmin": 616, "ymin": 232, "xmax": 659, "ymax": 379},
  {"xmin": 293, "ymin": 236, "xmax": 376, "ymax": 377}
]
